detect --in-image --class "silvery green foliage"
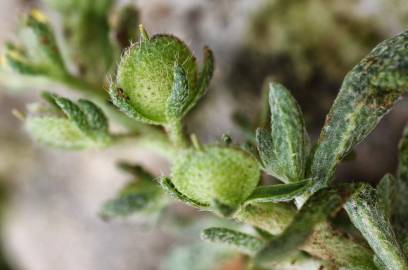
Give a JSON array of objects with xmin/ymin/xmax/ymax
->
[
  {"xmin": 255, "ymin": 188, "xmax": 344, "ymax": 263},
  {"xmin": 100, "ymin": 163, "xmax": 166, "ymax": 220},
  {"xmin": 25, "ymin": 92, "xmax": 111, "ymax": 149},
  {"xmin": 345, "ymin": 184, "xmax": 408, "ymax": 270},
  {"xmin": 256, "ymin": 82, "xmax": 309, "ymax": 183},
  {"xmin": 308, "ymin": 30, "xmax": 408, "ymax": 193},
  {"xmin": 395, "ymin": 124, "xmax": 408, "ymax": 253},
  {"xmin": 201, "ymin": 227, "xmax": 265, "ymax": 255}
]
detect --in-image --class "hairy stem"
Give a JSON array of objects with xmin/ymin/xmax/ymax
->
[{"xmin": 165, "ymin": 120, "xmax": 189, "ymax": 149}]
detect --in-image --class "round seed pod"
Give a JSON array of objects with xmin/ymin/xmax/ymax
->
[
  {"xmin": 114, "ymin": 34, "xmax": 198, "ymax": 124},
  {"xmin": 171, "ymin": 146, "xmax": 261, "ymax": 209}
]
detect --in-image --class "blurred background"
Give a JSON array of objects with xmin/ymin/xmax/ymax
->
[{"xmin": 0, "ymin": 0, "xmax": 408, "ymax": 269}]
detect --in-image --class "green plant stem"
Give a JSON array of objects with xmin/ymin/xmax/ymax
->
[
  {"xmin": 234, "ymin": 203, "xmax": 377, "ymax": 270},
  {"xmin": 165, "ymin": 120, "xmax": 189, "ymax": 149},
  {"xmin": 111, "ymin": 130, "xmax": 177, "ymax": 160}
]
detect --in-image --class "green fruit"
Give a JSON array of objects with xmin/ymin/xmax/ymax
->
[
  {"xmin": 114, "ymin": 34, "xmax": 197, "ymax": 124},
  {"xmin": 171, "ymin": 146, "xmax": 261, "ymax": 208}
]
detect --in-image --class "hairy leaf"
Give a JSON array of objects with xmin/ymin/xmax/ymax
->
[
  {"xmin": 100, "ymin": 171, "xmax": 165, "ymax": 220},
  {"xmin": 266, "ymin": 82, "xmax": 308, "ymax": 183},
  {"xmin": 160, "ymin": 177, "xmax": 208, "ymax": 208},
  {"xmin": 396, "ymin": 123, "xmax": 408, "ymax": 253},
  {"xmin": 77, "ymin": 99, "xmax": 109, "ymax": 135},
  {"xmin": 167, "ymin": 65, "xmax": 190, "ymax": 119},
  {"xmin": 25, "ymin": 93, "xmax": 111, "ymax": 149},
  {"xmin": 376, "ymin": 173, "xmax": 396, "ymax": 221},
  {"xmin": 244, "ymin": 179, "xmax": 311, "ymax": 204},
  {"xmin": 201, "ymin": 227, "xmax": 265, "ymax": 255},
  {"xmin": 255, "ymin": 188, "xmax": 345, "ymax": 263},
  {"xmin": 345, "ymin": 184, "xmax": 408, "ymax": 270},
  {"xmin": 308, "ymin": 30, "xmax": 408, "ymax": 193},
  {"xmin": 188, "ymin": 46, "xmax": 214, "ymax": 111}
]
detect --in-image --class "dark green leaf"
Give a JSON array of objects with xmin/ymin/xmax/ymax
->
[
  {"xmin": 267, "ymin": 82, "xmax": 308, "ymax": 183},
  {"xmin": 166, "ymin": 65, "xmax": 190, "ymax": 119},
  {"xmin": 188, "ymin": 46, "xmax": 214, "ymax": 110},
  {"xmin": 160, "ymin": 177, "xmax": 208, "ymax": 208},
  {"xmin": 100, "ymin": 176, "xmax": 164, "ymax": 220},
  {"xmin": 308, "ymin": 30, "xmax": 408, "ymax": 194},
  {"xmin": 201, "ymin": 227, "xmax": 265, "ymax": 255},
  {"xmin": 77, "ymin": 99, "xmax": 108, "ymax": 135},
  {"xmin": 244, "ymin": 180, "xmax": 311, "ymax": 204}
]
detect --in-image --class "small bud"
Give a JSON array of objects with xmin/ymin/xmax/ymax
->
[
  {"xmin": 170, "ymin": 146, "xmax": 260, "ymax": 210},
  {"xmin": 110, "ymin": 28, "xmax": 214, "ymax": 125}
]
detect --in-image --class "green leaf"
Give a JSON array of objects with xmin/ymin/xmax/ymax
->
[
  {"xmin": 2, "ymin": 42, "xmax": 43, "ymax": 76},
  {"xmin": 376, "ymin": 173, "xmax": 395, "ymax": 220},
  {"xmin": 22, "ymin": 10, "xmax": 66, "ymax": 74},
  {"xmin": 117, "ymin": 162, "xmax": 154, "ymax": 181},
  {"xmin": 166, "ymin": 65, "xmax": 190, "ymax": 119},
  {"xmin": 308, "ymin": 30, "xmax": 408, "ymax": 194},
  {"xmin": 160, "ymin": 177, "xmax": 208, "ymax": 208},
  {"xmin": 344, "ymin": 184, "xmax": 408, "ymax": 270},
  {"xmin": 201, "ymin": 227, "xmax": 265, "ymax": 255},
  {"xmin": 99, "ymin": 171, "xmax": 165, "ymax": 220},
  {"xmin": 244, "ymin": 180, "xmax": 311, "ymax": 204},
  {"xmin": 109, "ymin": 85, "xmax": 159, "ymax": 125},
  {"xmin": 25, "ymin": 117, "xmax": 98, "ymax": 149},
  {"xmin": 395, "ymin": 123, "xmax": 408, "ymax": 254},
  {"xmin": 256, "ymin": 83, "xmax": 308, "ymax": 184},
  {"xmin": 112, "ymin": 5, "xmax": 139, "ymax": 50},
  {"xmin": 52, "ymin": 95, "xmax": 89, "ymax": 131},
  {"xmin": 25, "ymin": 93, "xmax": 111, "ymax": 149},
  {"xmin": 77, "ymin": 99, "xmax": 108, "ymax": 135},
  {"xmin": 255, "ymin": 188, "xmax": 345, "ymax": 263},
  {"xmin": 188, "ymin": 46, "xmax": 214, "ymax": 110}
]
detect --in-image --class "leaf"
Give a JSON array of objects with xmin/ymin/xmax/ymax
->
[
  {"xmin": 112, "ymin": 5, "xmax": 139, "ymax": 49},
  {"xmin": 201, "ymin": 227, "xmax": 265, "ymax": 255},
  {"xmin": 395, "ymin": 123, "xmax": 408, "ymax": 254},
  {"xmin": 77, "ymin": 99, "xmax": 109, "ymax": 135},
  {"xmin": 99, "ymin": 173, "xmax": 165, "ymax": 220},
  {"xmin": 308, "ymin": 30, "xmax": 408, "ymax": 194},
  {"xmin": 166, "ymin": 65, "xmax": 190, "ymax": 119},
  {"xmin": 52, "ymin": 94, "xmax": 89, "ymax": 131},
  {"xmin": 25, "ymin": 93, "xmax": 111, "ymax": 149},
  {"xmin": 25, "ymin": 117, "xmax": 97, "ymax": 149},
  {"xmin": 255, "ymin": 83, "xmax": 309, "ymax": 184},
  {"xmin": 244, "ymin": 179, "xmax": 311, "ymax": 204},
  {"xmin": 160, "ymin": 177, "xmax": 208, "ymax": 208},
  {"xmin": 344, "ymin": 184, "xmax": 408, "ymax": 270},
  {"xmin": 117, "ymin": 162, "xmax": 154, "ymax": 181},
  {"xmin": 109, "ymin": 85, "xmax": 159, "ymax": 125},
  {"xmin": 23, "ymin": 10, "xmax": 66, "ymax": 73},
  {"xmin": 187, "ymin": 46, "xmax": 214, "ymax": 111},
  {"xmin": 255, "ymin": 188, "xmax": 345, "ymax": 263},
  {"xmin": 376, "ymin": 173, "xmax": 395, "ymax": 220}
]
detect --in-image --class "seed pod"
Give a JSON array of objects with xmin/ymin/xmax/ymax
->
[
  {"xmin": 170, "ymin": 146, "xmax": 260, "ymax": 210},
  {"xmin": 110, "ymin": 27, "xmax": 214, "ymax": 125}
]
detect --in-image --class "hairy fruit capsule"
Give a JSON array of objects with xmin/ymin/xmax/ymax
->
[
  {"xmin": 170, "ymin": 146, "xmax": 261, "ymax": 209},
  {"xmin": 110, "ymin": 27, "xmax": 214, "ymax": 125}
]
